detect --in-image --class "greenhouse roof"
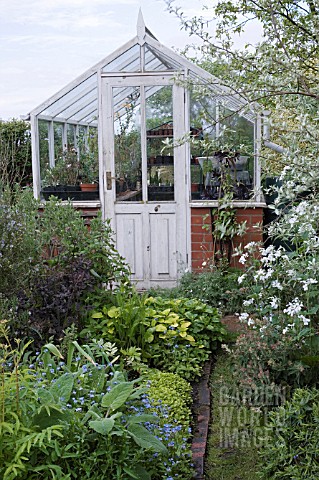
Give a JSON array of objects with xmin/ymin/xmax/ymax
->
[{"xmin": 25, "ymin": 10, "xmax": 256, "ymax": 125}]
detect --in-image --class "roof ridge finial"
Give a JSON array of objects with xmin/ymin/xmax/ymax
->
[{"xmin": 137, "ymin": 8, "xmax": 146, "ymax": 43}]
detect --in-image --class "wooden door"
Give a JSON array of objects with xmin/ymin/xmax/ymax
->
[{"xmin": 100, "ymin": 73, "xmax": 189, "ymax": 288}]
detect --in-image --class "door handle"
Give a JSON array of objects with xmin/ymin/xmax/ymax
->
[
  {"xmin": 154, "ymin": 205, "xmax": 160, "ymax": 212},
  {"xmin": 106, "ymin": 171, "xmax": 113, "ymax": 190}
]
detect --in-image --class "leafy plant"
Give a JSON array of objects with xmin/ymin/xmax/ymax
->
[
  {"xmin": 259, "ymin": 388, "xmax": 319, "ymax": 479},
  {"xmin": 142, "ymin": 370, "xmax": 194, "ymax": 479},
  {"xmin": 42, "ymin": 147, "xmax": 80, "ymax": 186},
  {"xmin": 0, "ymin": 329, "xmax": 170, "ymax": 480},
  {"xmin": 0, "ymin": 188, "xmax": 40, "ymax": 296},
  {"xmin": 160, "ymin": 268, "xmax": 246, "ymax": 315},
  {"xmin": 0, "ymin": 119, "xmax": 32, "ymax": 191},
  {"xmin": 75, "ymin": 130, "xmax": 99, "ymax": 184},
  {"xmin": 16, "ymin": 256, "xmax": 95, "ymax": 348},
  {"xmin": 232, "ymin": 241, "xmax": 319, "ymax": 389},
  {"xmin": 83, "ymin": 294, "xmax": 227, "ymax": 381}
]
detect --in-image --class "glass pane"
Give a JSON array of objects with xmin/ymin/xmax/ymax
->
[
  {"xmin": 189, "ymin": 86, "xmax": 255, "ymax": 201},
  {"xmin": 54, "ymin": 123, "xmax": 63, "ymax": 157},
  {"xmin": 219, "ymin": 108, "xmax": 255, "ymax": 200},
  {"xmin": 39, "ymin": 120, "xmax": 49, "ymax": 174},
  {"xmin": 146, "ymin": 85, "xmax": 174, "ymax": 201},
  {"xmin": 114, "ymin": 86, "xmax": 142, "ymax": 202},
  {"xmin": 145, "ymin": 46, "xmax": 179, "ymax": 71},
  {"xmin": 40, "ymin": 74, "xmax": 97, "ymax": 119},
  {"xmin": 67, "ymin": 124, "xmax": 75, "ymax": 149},
  {"xmin": 103, "ymin": 44, "xmax": 141, "ymax": 73},
  {"xmin": 189, "ymin": 87, "xmax": 217, "ymax": 200}
]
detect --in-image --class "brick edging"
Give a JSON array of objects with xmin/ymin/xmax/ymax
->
[{"xmin": 191, "ymin": 359, "xmax": 212, "ymax": 479}]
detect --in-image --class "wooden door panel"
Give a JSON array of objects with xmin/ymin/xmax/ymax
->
[
  {"xmin": 149, "ymin": 212, "xmax": 177, "ymax": 280},
  {"xmin": 115, "ymin": 213, "xmax": 144, "ymax": 280}
]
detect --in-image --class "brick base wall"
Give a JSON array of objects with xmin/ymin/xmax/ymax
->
[{"xmin": 191, "ymin": 206, "xmax": 264, "ymax": 271}]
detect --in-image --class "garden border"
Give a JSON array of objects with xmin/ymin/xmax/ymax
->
[{"xmin": 191, "ymin": 359, "xmax": 212, "ymax": 479}]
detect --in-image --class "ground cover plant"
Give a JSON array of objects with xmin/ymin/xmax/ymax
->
[{"xmin": 81, "ymin": 292, "xmax": 228, "ymax": 381}]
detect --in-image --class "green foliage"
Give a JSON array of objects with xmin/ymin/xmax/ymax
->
[
  {"xmin": 0, "ymin": 192, "xmax": 131, "ymax": 347},
  {"xmin": 0, "ymin": 327, "xmax": 169, "ymax": 480},
  {"xmin": 146, "ymin": 370, "xmax": 192, "ymax": 432},
  {"xmin": 0, "ymin": 188, "xmax": 40, "ymax": 296},
  {"xmin": 259, "ymin": 388, "xmax": 319, "ymax": 479},
  {"xmin": 78, "ymin": 131, "xmax": 98, "ymax": 184},
  {"xmin": 209, "ymin": 192, "xmax": 247, "ymax": 266},
  {"xmin": 42, "ymin": 147, "xmax": 80, "ymax": 186},
  {"xmin": 0, "ymin": 119, "xmax": 32, "ymax": 190},
  {"xmin": 83, "ymin": 293, "xmax": 227, "ymax": 381},
  {"xmin": 231, "ymin": 327, "xmax": 317, "ymax": 393},
  {"xmin": 143, "ymin": 370, "xmax": 194, "ymax": 479},
  {"xmin": 151, "ymin": 268, "xmax": 245, "ymax": 316},
  {"xmin": 37, "ymin": 197, "xmax": 87, "ymax": 260},
  {"xmin": 232, "ymin": 242, "xmax": 319, "ymax": 390},
  {"xmin": 145, "ymin": 296, "xmax": 226, "ymax": 380}
]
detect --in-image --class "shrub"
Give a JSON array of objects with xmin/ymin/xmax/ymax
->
[
  {"xmin": 0, "ymin": 189, "xmax": 40, "ymax": 296},
  {"xmin": 259, "ymin": 388, "xmax": 319, "ymax": 479},
  {"xmin": 231, "ymin": 242, "xmax": 319, "ymax": 389},
  {"xmin": 0, "ymin": 194, "xmax": 131, "ymax": 347},
  {"xmin": 144, "ymin": 296, "xmax": 227, "ymax": 380},
  {"xmin": 230, "ymin": 324, "xmax": 319, "ymax": 392},
  {"xmin": 0, "ymin": 119, "xmax": 32, "ymax": 189},
  {"xmin": 38, "ymin": 198, "xmax": 131, "ymax": 290},
  {"xmin": 16, "ymin": 256, "xmax": 95, "ymax": 348},
  {"xmin": 149, "ymin": 268, "xmax": 245, "ymax": 315},
  {"xmin": 83, "ymin": 293, "xmax": 227, "ymax": 381}
]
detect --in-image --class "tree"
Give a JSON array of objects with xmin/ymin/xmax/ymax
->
[
  {"xmin": 0, "ymin": 119, "xmax": 32, "ymax": 191},
  {"xmin": 166, "ymin": 0, "xmax": 319, "ymax": 213}
]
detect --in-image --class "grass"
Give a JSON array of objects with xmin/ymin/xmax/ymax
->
[{"xmin": 205, "ymin": 349, "xmax": 264, "ymax": 480}]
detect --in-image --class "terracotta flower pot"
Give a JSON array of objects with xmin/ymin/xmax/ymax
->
[{"xmin": 80, "ymin": 183, "xmax": 98, "ymax": 192}]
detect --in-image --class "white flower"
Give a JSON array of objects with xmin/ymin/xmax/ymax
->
[
  {"xmin": 239, "ymin": 253, "xmax": 248, "ymax": 264},
  {"xmin": 271, "ymin": 280, "xmax": 283, "ymax": 290},
  {"xmin": 202, "ymin": 261, "xmax": 207, "ymax": 267},
  {"xmin": 221, "ymin": 344, "xmax": 231, "ymax": 353},
  {"xmin": 247, "ymin": 318, "xmax": 255, "ymax": 326},
  {"xmin": 287, "ymin": 269, "xmax": 296, "ymax": 278},
  {"xmin": 299, "ymin": 315, "xmax": 310, "ymax": 326},
  {"xmin": 270, "ymin": 297, "xmax": 279, "ymax": 309},
  {"xmin": 301, "ymin": 278, "xmax": 317, "ymax": 291},
  {"xmin": 254, "ymin": 270, "xmax": 268, "ymax": 282},
  {"xmin": 239, "ymin": 312, "xmax": 249, "ymax": 322},
  {"xmin": 244, "ymin": 241, "xmax": 257, "ymax": 251},
  {"xmin": 243, "ymin": 298, "xmax": 254, "ymax": 306},
  {"xmin": 238, "ymin": 274, "xmax": 246, "ymax": 284},
  {"xmin": 283, "ymin": 298, "xmax": 303, "ymax": 317}
]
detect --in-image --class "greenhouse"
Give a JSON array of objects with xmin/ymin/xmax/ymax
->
[{"xmin": 25, "ymin": 11, "xmax": 265, "ymax": 288}]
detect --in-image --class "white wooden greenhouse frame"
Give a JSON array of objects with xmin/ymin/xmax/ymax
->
[{"xmin": 25, "ymin": 11, "xmax": 265, "ymax": 289}]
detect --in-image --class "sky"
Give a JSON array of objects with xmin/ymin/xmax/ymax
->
[{"xmin": 0, "ymin": 0, "xmax": 262, "ymax": 121}]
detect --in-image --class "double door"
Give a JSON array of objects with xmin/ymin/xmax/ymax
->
[{"xmin": 100, "ymin": 73, "xmax": 189, "ymax": 288}]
